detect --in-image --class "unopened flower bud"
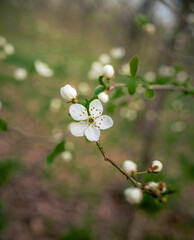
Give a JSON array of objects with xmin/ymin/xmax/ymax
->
[
  {"xmin": 158, "ymin": 182, "xmax": 166, "ymax": 193},
  {"xmin": 102, "ymin": 65, "xmax": 115, "ymax": 79},
  {"xmin": 149, "ymin": 160, "xmax": 163, "ymax": 173},
  {"xmin": 60, "ymin": 84, "xmax": 77, "ymax": 102},
  {"xmin": 98, "ymin": 92, "xmax": 109, "ymax": 103},
  {"xmin": 122, "ymin": 160, "xmax": 137, "ymax": 176},
  {"xmin": 124, "ymin": 188, "xmax": 143, "ymax": 204}
]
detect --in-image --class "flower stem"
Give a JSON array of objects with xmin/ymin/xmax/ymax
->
[
  {"xmin": 96, "ymin": 141, "xmax": 138, "ymax": 187},
  {"xmin": 136, "ymin": 170, "xmax": 148, "ymax": 175}
]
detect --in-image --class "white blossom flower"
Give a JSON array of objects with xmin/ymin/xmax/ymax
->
[
  {"xmin": 120, "ymin": 63, "xmax": 131, "ymax": 75},
  {"xmin": 4, "ymin": 43, "xmax": 15, "ymax": 55},
  {"xmin": 144, "ymin": 71, "xmax": 156, "ymax": 82},
  {"xmin": 124, "ymin": 188, "xmax": 143, "ymax": 204},
  {"xmin": 98, "ymin": 92, "xmax": 109, "ymax": 103},
  {"xmin": 110, "ymin": 47, "xmax": 125, "ymax": 59},
  {"xmin": 102, "ymin": 65, "xmax": 115, "ymax": 79},
  {"xmin": 145, "ymin": 181, "xmax": 166, "ymax": 196},
  {"xmin": 143, "ymin": 23, "xmax": 156, "ymax": 34},
  {"xmin": 60, "ymin": 150, "xmax": 72, "ymax": 162},
  {"xmin": 35, "ymin": 60, "xmax": 54, "ymax": 77},
  {"xmin": 78, "ymin": 82, "xmax": 91, "ymax": 95},
  {"xmin": 158, "ymin": 65, "xmax": 175, "ymax": 77},
  {"xmin": 69, "ymin": 99, "xmax": 113, "ymax": 141},
  {"xmin": 88, "ymin": 61, "xmax": 103, "ymax": 80},
  {"xmin": 50, "ymin": 98, "xmax": 62, "ymax": 112},
  {"xmin": 99, "ymin": 53, "xmax": 111, "ymax": 64},
  {"xmin": 176, "ymin": 71, "xmax": 188, "ymax": 84},
  {"xmin": 0, "ymin": 36, "xmax": 6, "ymax": 47},
  {"xmin": 60, "ymin": 84, "xmax": 77, "ymax": 101},
  {"xmin": 149, "ymin": 160, "xmax": 163, "ymax": 173},
  {"xmin": 13, "ymin": 68, "xmax": 28, "ymax": 81},
  {"xmin": 122, "ymin": 160, "xmax": 137, "ymax": 176}
]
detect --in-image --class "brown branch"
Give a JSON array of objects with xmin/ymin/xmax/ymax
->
[{"xmin": 96, "ymin": 141, "xmax": 138, "ymax": 187}]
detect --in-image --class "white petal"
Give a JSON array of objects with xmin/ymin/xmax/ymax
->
[
  {"xmin": 69, "ymin": 104, "xmax": 88, "ymax": 121},
  {"xmin": 70, "ymin": 122, "xmax": 88, "ymax": 137},
  {"xmin": 85, "ymin": 125, "xmax": 100, "ymax": 141},
  {"xmin": 89, "ymin": 99, "xmax": 103, "ymax": 118},
  {"xmin": 95, "ymin": 115, "xmax": 113, "ymax": 130}
]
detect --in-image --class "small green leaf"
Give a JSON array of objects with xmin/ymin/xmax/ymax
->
[
  {"xmin": 0, "ymin": 119, "xmax": 8, "ymax": 131},
  {"xmin": 98, "ymin": 75, "xmax": 105, "ymax": 86},
  {"xmin": 112, "ymin": 87, "xmax": 125, "ymax": 99},
  {"xmin": 94, "ymin": 86, "xmax": 106, "ymax": 95},
  {"xmin": 130, "ymin": 56, "xmax": 139, "ymax": 79},
  {"xmin": 135, "ymin": 14, "xmax": 149, "ymax": 27},
  {"xmin": 145, "ymin": 89, "xmax": 155, "ymax": 99},
  {"xmin": 127, "ymin": 77, "xmax": 138, "ymax": 95},
  {"xmin": 46, "ymin": 140, "xmax": 65, "ymax": 164}
]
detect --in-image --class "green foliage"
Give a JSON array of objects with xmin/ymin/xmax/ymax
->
[
  {"xmin": 145, "ymin": 89, "xmax": 155, "ymax": 99},
  {"xmin": 59, "ymin": 226, "xmax": 92, "ymax": 240},
  {"xmin": 0, "ymin": 202, "xmax": 9, "ymax": 236},
  {"xmin": 94, "ymin": 86, "xmax": 106, "ymax": 95},
  {"xmin": 106, "ymin": 102, "xmax": 116, "ymax": 114},
  {"xmin": 46, "ymin": 140, "xmax": 66, "ymax": 164},
  {"xmin": 0, "ymin": 119, "xmax": 8, "ymax": 132},
  {"xmin": 112, "ymin": 87, "xmax": 125, "ymax": 99},
  {"xmin": 135, "ymin": 14, "xmax": 149, "ymax": 27},
  {"xmin": 98, "ymin": 75, "xmax": 105, "ymax": 87},
  {"xmin": 0, "ymin": 159, "xmax": 21, "ymax": 186},
  {"xmin": 127, "ymin": 76, "xmax": 138, "ymax": 95},
  {"xmin": 130, "ymin": 55, "xmax": 139, "ymax": 79},
  {"xmin": 139, "ymin": 194, "xmax": 164, "ymax": 215}
]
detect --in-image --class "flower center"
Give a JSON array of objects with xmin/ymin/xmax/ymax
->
[{"xmin": 88, "ymin": 117, "xmax": 95, "ymax": 124}]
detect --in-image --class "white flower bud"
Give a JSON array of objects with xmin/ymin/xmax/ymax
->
[
  {"xmin": 124, "ymin": 188, "xmax": 143, "ymax": 204},
  {"xmin": 122, "ymin": 160, "xmax": 137, "ymax": 176},
  {"xmin": 60, "ymin": 84, "xmax": 77, "ymax": 101},
  {"xmin": 110, "ymin": 47, "xmax": 125, "ymax": 59},
  {"xmin": 13, "ymin": 68, "xmax": 28, "ymax": 81},
  {"xmin": 99, "ymin": 53, "xmax": 111, "ymax": 64},
  {"xmin": 4, "ymin": 43, "xmax": 15, "ymax": 55},
  {"xmin": 149, "ymin": 160, "xmax": 163, "ymax": 173},
  {"xmin": 98, "ymin": 92, "xmax": 109, "ymax": 103},
  {"xmin": 102, "ymin": 65, "xmax": 115, "ymax": 79},
  {"xmin": 35, "ymin": 60, "xmax": 54, "ymax": 77},
  {"xmin": 60, "ymin": 151, "xmax": 72, "ymax": 162}
]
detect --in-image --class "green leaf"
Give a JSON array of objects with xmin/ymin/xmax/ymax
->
[
  {"xmin": 46, "ymin": 140, "xmax": 65, "ymax": 164},
  {"xmin": 98, "ymin": 75, "xmax": 105, "ymax": 86},
  {"xmin": 112, "ymin": 87, "xmax": 125, "ymax": 99},
  {"xmin": 115, "ymin": 74, "xmax": 130, "ymax": 83},
  {"xmin": 94, "ymin": 86, "xmax": 106, "ymax": 95},
  {"xmin": 127, "ymin": 77, "xmax": 138, "ymax": 95},
  {"xmin": 135, "ymin": 14, "xmax": 149, "ymax": 27},
  {"xmin": 0, "ymin": 119, "xmax": 8, "ymax": 131},
  {"xmin": 145, "ymin": 89, "xmax": 155, "ymax": 99},
  {"xmin": 130, "ymin": 56, "xmax": 139, "ymax": 79}
]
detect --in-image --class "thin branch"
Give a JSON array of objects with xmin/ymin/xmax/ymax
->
[
  {"xmin": 96, "ymin": 141, "xmax": 138, "ymax": 187},
  {"xmin": 110, "ymin": 83, "xmax": 190, "ymax": 93}
]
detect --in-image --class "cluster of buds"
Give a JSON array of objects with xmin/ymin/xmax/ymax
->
[
  {"xmin": 122, "ymin": 159, "xmax": 166, "ymax": 204},
  {"xmin": 143, "ymin": 181, "xmax": 167, "ymax": 202}
]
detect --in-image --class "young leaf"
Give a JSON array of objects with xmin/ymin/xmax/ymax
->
[
  {"xmin": 98, "ymin": 75, "xmax": 105, "ymax": 86},
  {"xmin": 130, "ymin": 56, "xmax": 139, "ymax": 79},
  {"xmin": 46, "ymin": 140, "xmax": 65, "ymax": 164},
  {"xmin": 0, "ymin": 119, "xmax": 8, "ymax": 132},
  {"xmin": 127, "ymin": 77, "xmax": 138, "ymax": 95},
  {"xmin": 94, "ymin": 86, "xmax": 106, "ymax": 95},
  {"xmin": 145, "ymin": 89, "xmax": 155, "ymax": 99},
  {"xmin": 135, "ymin": 14, "xmax": 149, "ymax": 27}
]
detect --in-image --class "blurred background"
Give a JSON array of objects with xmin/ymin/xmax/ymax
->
[{"xmin": 0, "ymin": 0, "xmax": 194, "ymax": 239}]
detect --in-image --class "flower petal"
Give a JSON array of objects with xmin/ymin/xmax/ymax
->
[
  {"xmin": 69, "ymin": 104, "xmax": 88, "ymax": 121},
  {"xmin": 89, "ymin": 99, "xmax": 103, "ymax": 118},
  {"xmin": 70, "ymin": 122, "xmax": 88, "ymax": 137},
  {"xmin": 85, "ymin": 125, "xmax": 100, "ymax": 141},
  {"xmin": 95, "ymin": 115, "xmax": 113, "ymax": 130}
]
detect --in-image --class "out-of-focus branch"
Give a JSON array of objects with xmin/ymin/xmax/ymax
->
[
  {"xmin": 109, "ymin": 83, "xmax": 191, "ymax": 93},
  {"xmin": 96, "ymin": 141, "xmax": 138, "ymax": 187}
]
